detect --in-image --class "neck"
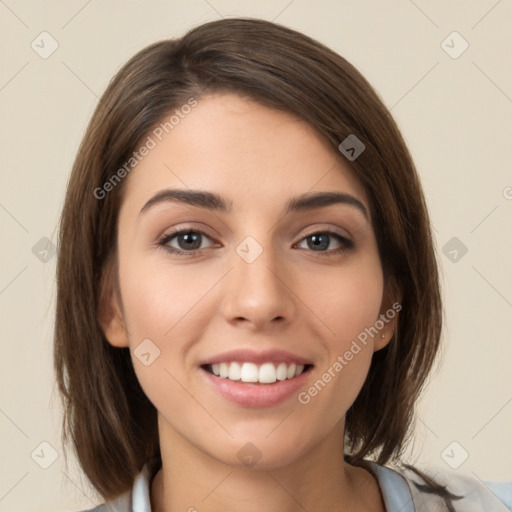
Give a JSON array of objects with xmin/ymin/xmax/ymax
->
[{"xmin": 150, "ymin": 417, "xmax": 385, "ymax": 512}]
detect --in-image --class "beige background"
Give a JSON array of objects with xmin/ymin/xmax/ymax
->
[{"xmin": 1, "ymin": 1, "xmax": 511, "ymax": 511}]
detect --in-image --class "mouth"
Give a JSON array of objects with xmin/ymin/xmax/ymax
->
[
  {"xmin": 198, "ymin": 348, "xmax": 314, "ymax": 407},
  {"xmin": 201, "ymin": 361, "xmax": 314, "ymax": 385}
]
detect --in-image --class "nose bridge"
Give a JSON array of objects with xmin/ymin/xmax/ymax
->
[{"xmin": 221, "ymin": 235, "xmax": 294, "ymax": 327}]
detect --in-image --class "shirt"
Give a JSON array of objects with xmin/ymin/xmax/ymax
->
[{"xmin": 80, "ymin": 458, "xmax": 512, "ymax": 512}]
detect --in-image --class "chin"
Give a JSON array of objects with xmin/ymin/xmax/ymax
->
[{"xmin": 202, "ymin": 432, "xmax": 314, "ymax": 471}]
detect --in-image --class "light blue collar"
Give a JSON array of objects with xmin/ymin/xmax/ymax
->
[{"xmin": 367, "ymin": 461, "xmax": 416, "ymax": 512}]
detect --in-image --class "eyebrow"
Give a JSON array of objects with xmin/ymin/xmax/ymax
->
[{"xmin": 139, "ymin": 189, "xmax": 368, "ymax": 220}]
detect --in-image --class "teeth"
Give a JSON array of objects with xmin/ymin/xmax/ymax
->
[
  {"xmin": 276, "ymin": 362, "xmax": 288, "ymax": 381},
  {"xmin": 240, "ymin": 362, "xmax": 258, "ymax": 382},
  {"xmin": 219, "ymin": 362, "xmax": 228, "ymax": 378},
  {"xmin": 207, "ymin": 361, "xmax": 308, "ymax": 384},
  {"xmin": 228, "ymin": 362, "xmax": 241, "ymax": 381},
  {"xmin": 259, "ymin": 363, "xmax": 276, "ymax": 384}
]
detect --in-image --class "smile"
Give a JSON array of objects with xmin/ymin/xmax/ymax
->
[
  {"xmin": 203, "ymin": 361, "xmax": 311, "ymax": 384},
  {"xmin": 199, "ymin": 348, "xmax": 314, "ymax": 406}
]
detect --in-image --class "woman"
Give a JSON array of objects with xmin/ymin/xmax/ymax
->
[{"xmin": 54, "ymin": 18, "xmax": 511, "ymax": 511}]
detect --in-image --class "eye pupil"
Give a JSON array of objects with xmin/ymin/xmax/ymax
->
[
  {"xmin": 178, "ymin": 232, "xmax": 202, "ymax": 250},
  {"xmin": 308, "ymin": 234, "xmax": 329, "ymax": 251}
]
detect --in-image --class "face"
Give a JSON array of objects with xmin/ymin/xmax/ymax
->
[{"xmin": 102, "ymin": 93, "xmax": 395, "ymax": 470}]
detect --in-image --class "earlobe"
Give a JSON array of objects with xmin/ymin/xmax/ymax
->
[
  {"xmin": 98, "ymin": 285, "xmax": 130, "ymax": 348},
  {"xmin": 374, "ymin": 330, "xmax": 393, "ymax": 351},
  {"xmin": 374, "ymin": 283, "xmax": 402, "ymax": 351}
]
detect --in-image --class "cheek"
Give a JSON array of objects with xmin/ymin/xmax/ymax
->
[
  {"xmin": 119, "ymin": 256, "xmax": 217, "ymax": 426},
  {"xmin": 293, "ymin": 257, "xmax": 383, "ymax": 414},
  {"xmin": 119, "ymin": 254, "xmax": 222, "ymax": 343},
  {"xmin": 299, "ymin": 257, "xmax": 384, "ymax": 346}
]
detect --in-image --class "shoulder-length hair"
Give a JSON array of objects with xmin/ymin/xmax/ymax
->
[{"xmin": 54, "ymin": 17, "xmax": 442, "ymax": 500}]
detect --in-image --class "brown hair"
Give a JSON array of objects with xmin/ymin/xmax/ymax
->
[{"xmin": 55, "ymin": 18, "xmax": 443, "ymax": 500}]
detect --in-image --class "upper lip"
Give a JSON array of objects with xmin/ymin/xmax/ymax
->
[{"xmin": 199, "ymin": 348, "xmax": 313, "ymax": 366}]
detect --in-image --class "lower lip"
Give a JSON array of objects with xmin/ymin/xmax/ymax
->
[{"xmin": 200, "ymin": 367, "xmax": 312, "ymax": 408}]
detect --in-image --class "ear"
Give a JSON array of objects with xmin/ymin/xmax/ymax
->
[
  {"xmin": 97, "ymin": 268, "xmax": 130, "ymax": 348},
  {"xmin": 374, "ymin": 280, "xmax": 402, "ymax": 352}
]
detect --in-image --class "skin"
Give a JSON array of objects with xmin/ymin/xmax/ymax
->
[{"xmin": 101, "ymin": 93, "xmax": 398, "ymax": 512}]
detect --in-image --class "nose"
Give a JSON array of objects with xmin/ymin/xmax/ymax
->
[{"xmin": 220, "ymin": 248, "xmax": 296, "ymax": 331}]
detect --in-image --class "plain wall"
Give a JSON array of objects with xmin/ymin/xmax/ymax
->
[{"xmin": 1, "ymin": 1, "xmax": 511, "ymax": 511}]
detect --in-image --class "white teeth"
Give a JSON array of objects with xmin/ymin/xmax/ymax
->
[
  {"xmin": 240, "ymin": 362, "xmax": 259, "ymax": 382},
  {"xmin": 276, "ymin": 362, "xmax": 288, "ymax": 381},
  {"xmin": 207, "ymin": 361, "xmax": 308, "ymax": 384},
  {"xmin": 259, "ymin": 363, "xmax": 277, "ymax": 384},
  {"xmin": 219, "ymin": 362, "xmax": 229, "ymax": 378},
  {"xmin": 228, "ymin": 362, "xmax": 241, "ymax": 380}
]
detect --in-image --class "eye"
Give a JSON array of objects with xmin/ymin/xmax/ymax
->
[
  {"xmin": 158, "ymin": 230, "xmax": 215, "ymax": 255},
  {"xmin": 157, "ymin": 229, "xmax": 353, "ymax": 257},
  {"xmin": 296, "ymin": 231, "xmax": 353, "ymax": 253}
]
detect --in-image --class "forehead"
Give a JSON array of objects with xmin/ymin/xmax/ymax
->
[{"xmin": 122, "ymin": 93, "xmax": 368, "ymax": 214}]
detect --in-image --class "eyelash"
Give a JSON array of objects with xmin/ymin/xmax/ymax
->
[{"xmin": 157, "ymin": 228, "xmax": 354, "ymax": 257}]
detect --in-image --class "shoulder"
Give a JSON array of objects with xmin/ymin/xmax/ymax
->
[
  {"xmin": 76, "ymin": 498, "xmax": 131, "ymax": 512},
  {"xmin": 76, "ymin": 495, "xmax": 131, "ymax": 512},
  {"xmin": 392, "ymin": 463, "xmax": 512, "ymax": 511},
  {"xmin": 74, "ymin": 458, "xmax": 157, "ymax": 512},
  {"xmin": 74, "ymin": 487, "xmax": 133, "ymax": 512}
]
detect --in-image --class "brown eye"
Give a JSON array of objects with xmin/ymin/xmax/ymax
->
[
  {"xmin": 159, "ymin": 230, "xmax": 214, "ymax": 255},
  {"xmin": 296, "ymin": 232, "xmax": 353, "ymax": 253},
  {"xmin": 174, "ymin": 232, "xmax": 203, "ymax": 250}
]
